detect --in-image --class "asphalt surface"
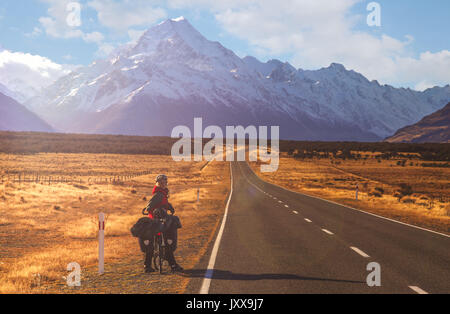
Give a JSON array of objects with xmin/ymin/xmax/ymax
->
[{"xmin": 185, "ymin": 161, "xmax": 450, "ymax": 294}]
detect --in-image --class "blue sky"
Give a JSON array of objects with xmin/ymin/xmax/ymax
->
[{"xmin": 0, "ymin": 0, "xmax": 449, "ymax": 91}]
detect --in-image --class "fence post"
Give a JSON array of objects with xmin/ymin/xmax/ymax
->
[
  {"xmin": 98, "ymin": 213, "xmax": 105, "ymax": 275},
  {"xmin": 197, "ymin": 188, "xmax": 200, "ymax": 209},
  {"xmin": 356, "ymin": 184, "xmax": 359, "ymax": 200}
]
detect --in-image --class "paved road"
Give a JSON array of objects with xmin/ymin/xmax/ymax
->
[{"xmin": 185, "ymin": 161, "xmax": 450, "ymax": 294}]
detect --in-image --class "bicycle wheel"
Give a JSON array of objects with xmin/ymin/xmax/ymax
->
[
  {"xmin": 153, "ymin": 235, "xmax": 161, "ymax": 272},
  {"xmin": 153, "ymin": 235, "xmax": 165, "ymax": 273},
  {"xmin": 158, "ymin": 237, "xmax": 164, "ymax": 274}
]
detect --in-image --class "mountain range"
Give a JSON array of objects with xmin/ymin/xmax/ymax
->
[{"xmin": 3, "ymin": 17, "xmax": 448, "ymax": 141}]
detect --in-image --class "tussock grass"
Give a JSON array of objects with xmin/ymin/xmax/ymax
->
[{"xmin": 0, "ymin": 153, "xmax": 230, "ymax": 293}]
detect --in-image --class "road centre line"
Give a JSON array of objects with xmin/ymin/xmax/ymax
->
[
  {"xmin": 350, "ymin": 246, "xmax": 370, "ymax": 258},
  {"xmin": 408, "ymin": 286, "xmax": 429, "ymax": 294}
]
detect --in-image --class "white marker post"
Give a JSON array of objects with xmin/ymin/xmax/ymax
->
[{"xmin": 98, "ymin": 213, "xmax": 105, "ymax": 275}]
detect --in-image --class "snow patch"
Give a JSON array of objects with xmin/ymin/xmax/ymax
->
[
  {"xmin": 129, "ymin": 53, "xmax": 147, "ymax": 60},
  {"xmin": 125, "ymin": 82, "xmax": 150, "ymax": 103},
  {"xmin": 171, "ymin": 16, "xmax": 185, "ymax": 22},
  {"xmin": 121, "ymin": 66, "xmax": 138, "ymax": 71},
  {"xmin": 88, "ymin": 74, "xmax": 107, "ymax": 86},
  {"xmin": 68, "ymin": 88, "xmax": 79, "ymax": 97},
  {"xmin": 110, "ymin": 56, "xmax": 120, "ymax": 65}
]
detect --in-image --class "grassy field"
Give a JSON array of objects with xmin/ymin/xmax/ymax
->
[
  {"xmin": 249, "ymin": 152, "xmax": 450, "ymax": 235},
  {"xmin": 0, "ymin": 153, "xmax": 230, "ymax": 293},
  {"xmin": 1, "ymin": 131, "xmax": 448, "ymax": 293}
]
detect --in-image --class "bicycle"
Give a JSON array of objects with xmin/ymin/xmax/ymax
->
[{"xmin": 142, "ymin": 207, "xmax": 173, "ymax": 274}]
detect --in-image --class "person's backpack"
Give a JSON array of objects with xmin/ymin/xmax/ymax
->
[{"xmin": 130, "ymin": 217, "xmax": 162, "ymax": 240}]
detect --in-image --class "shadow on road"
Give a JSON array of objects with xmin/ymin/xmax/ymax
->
[{"xmin": 180, "ymin": 269, "xmax": 364, "ymax": 284}]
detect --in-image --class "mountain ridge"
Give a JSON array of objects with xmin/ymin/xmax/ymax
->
[
  {"xmin": 25, "ymin": 17, "xmax": 450, "ymax": 141},
  {"xmin": 0, "ymin": 92, "xmax": 53, "ymax": 133}
]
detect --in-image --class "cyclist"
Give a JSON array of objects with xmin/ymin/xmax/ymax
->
[{"xmin": 140, "ymin": 174, "xmax": 183, "ymax": 273}]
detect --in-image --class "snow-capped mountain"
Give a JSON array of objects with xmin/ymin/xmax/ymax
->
[
  {"xmin": 26, "ymin": 17, "xmax": 450, "ymax": 141},
  {"xmin": 0, "ymin": 92, "xmax": 53, "ymax": 132}
]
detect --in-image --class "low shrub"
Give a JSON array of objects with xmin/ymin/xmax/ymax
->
[
  {"xmin": 401, "ymin": 197, "xmax": 416, "ymax": 204},
  {"xmin": 369, "ymin": 191, "xmax": 383, "ymax": 198},
  {"xmin": 374, "ymin": 187, "xmax": 384, "ymax": 194}
]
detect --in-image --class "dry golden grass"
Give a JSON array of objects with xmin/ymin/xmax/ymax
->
[
  {"xmin": 0, "ymin": 153, "xmax": 230, "ymax": 294},
  {"xmin": 249, "ymin": 153, "xmax": 450, "ymax": 235}
]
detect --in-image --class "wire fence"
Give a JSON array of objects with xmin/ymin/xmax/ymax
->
[{"xmin": 0, "ymin": 170, "xmax": 153, "ymax": 185}]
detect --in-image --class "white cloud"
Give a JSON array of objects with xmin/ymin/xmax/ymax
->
[
  {"xmin": 83, "ymin": 31, "xmax": 105, "ymax": 43},
  {"xmin": 25, "ymin": 27, "xmax": 43, "ymax": 38},
  {"xmin": 95, "ymin": 42, "xmax": 116, "ymax": 57},
  {"xmin": 38, "ymin": 0, "xmax": 164, "ymax": 58},
  {"xmin": 128, "ymin": 29, "xmax": 146, "ymax": 43},
  {"xmin": 0, "ymin": 50, "xmax": 74, "ymax": 101},
  {"xmin": 38, "ymin": 0, "xmax": 107, "ymax": 47},
  {"xmin": 87, "ymin": 0, "xmax": 167, "ymax": 32},
  {"xmin": 166, "ymin": 0, "xmax": 450, "ymax": 90},
  {"xmin": 38, "ymin": 0, "xmax": 84, "ymax": 39},
  {"xmin": 395, "ymin": 50, "xmax": 450, "ymax": 91}
]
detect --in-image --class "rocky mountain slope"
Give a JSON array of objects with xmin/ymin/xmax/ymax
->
[{"xmin": 386, "ymin": 102, "xmax": 450, "ymax": 143}]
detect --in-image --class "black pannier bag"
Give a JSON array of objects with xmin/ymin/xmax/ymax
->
[
  {"xmin": 172, "ymin": 215, "xmax": 182, "ymax": 229},
  {"xmin": 164, "ymin": 215, "xmax": 182, "ymax": 231},
  {"xmin": 130, "ymin": 217, "xmax": 163, "ymax": 240}
]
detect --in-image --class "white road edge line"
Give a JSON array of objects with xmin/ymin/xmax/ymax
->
[
  {"xmin": 322, "ymin": 229, "xmax": 334, "ymax": 235},
  {"xmin": 199, "ymin": 162, "xmax": 233, "ymax": 294},
  {"xmin": 350, "ymin": 246, "xmax": 370, "ymax": 258},
  {"xmin": 244, "ymin": 162, "xmax": 450, "ymax": 239},
  {"xmin": 304, "ymin": 218, "xmax": 312, "ymax": 222},
  {"xmin": 408, "ymin": 286, "xmax": 429, "ymax": 294}
]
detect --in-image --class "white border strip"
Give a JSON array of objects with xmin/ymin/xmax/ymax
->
[
  {"xmin": 199, "ymin": 162, "xmax": 233, "ymax": 294},
  {"xmin": 245, "ymin": 162, "xmax": 450, "ymax": 239}
]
